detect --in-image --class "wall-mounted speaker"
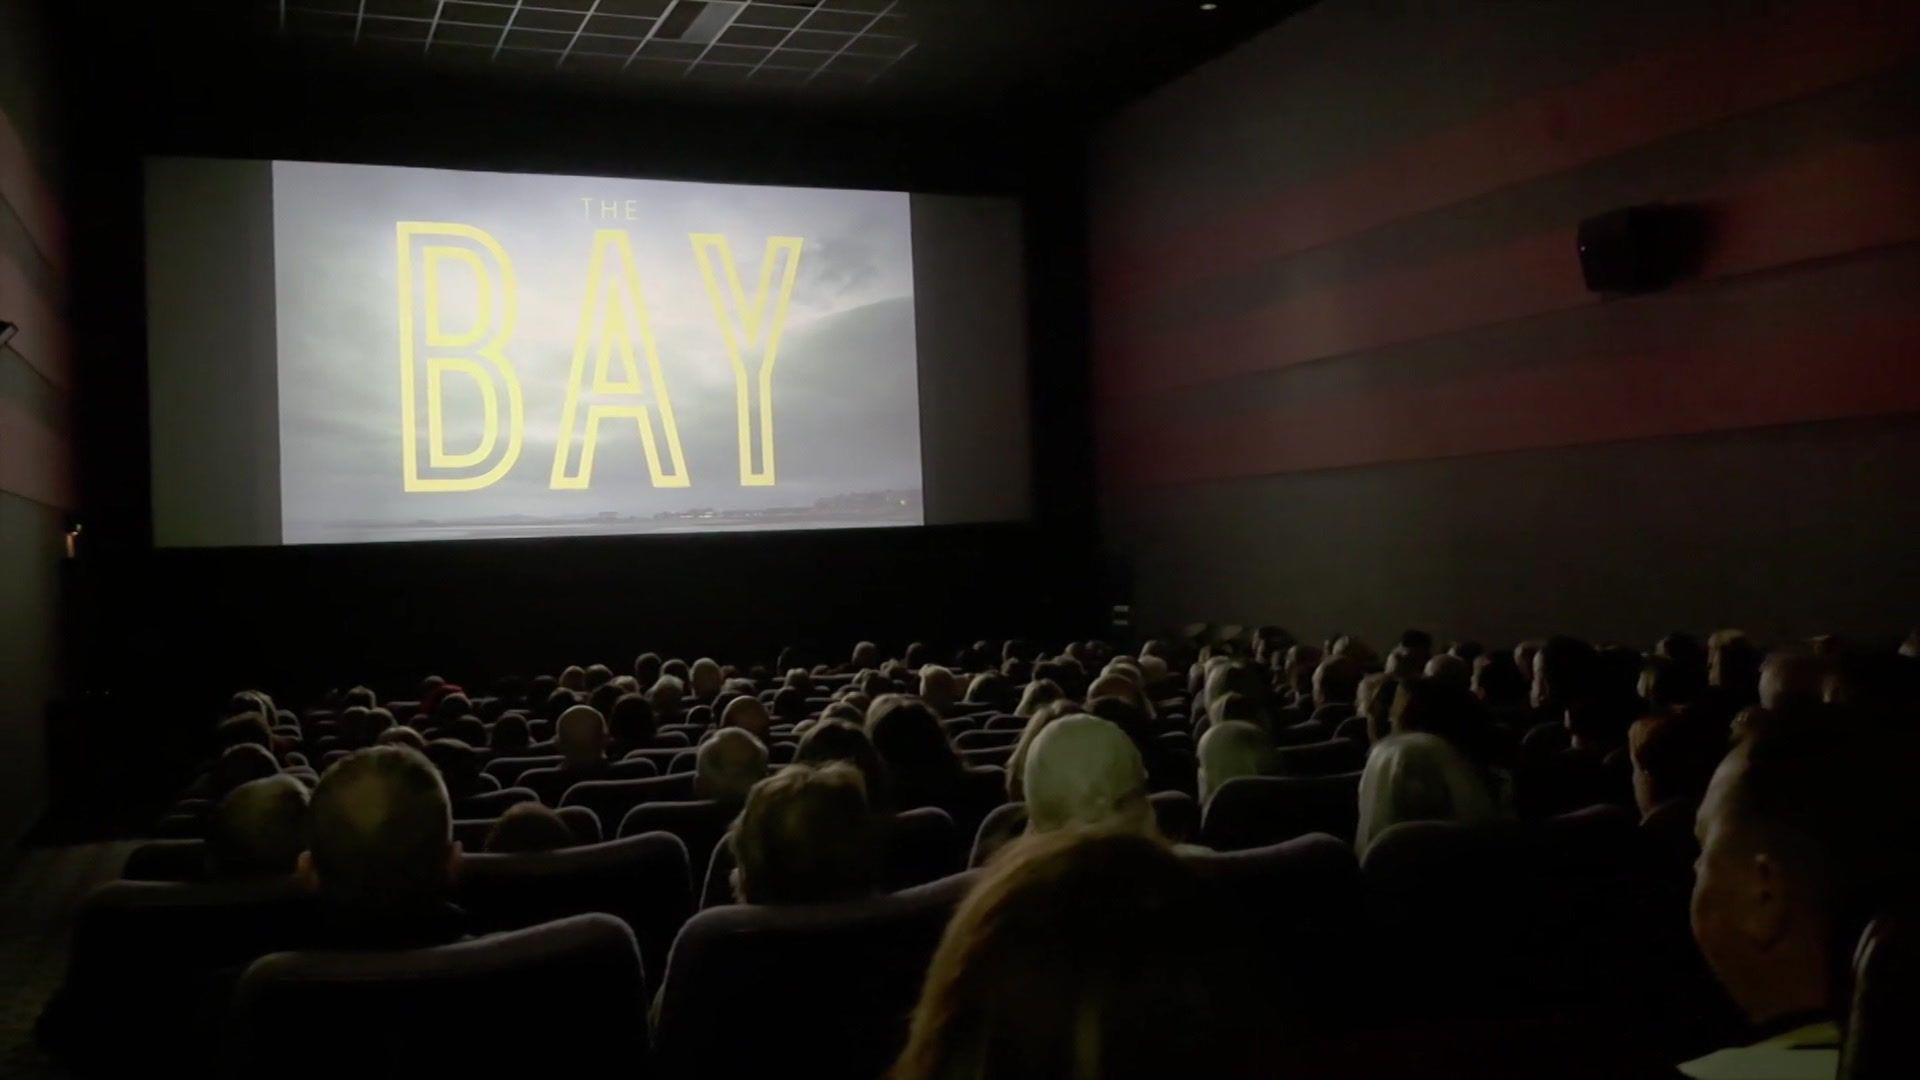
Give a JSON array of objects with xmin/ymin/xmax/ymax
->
[{"xmin": 1577, "ymin": 203, "xmax": 1712, "ymax": 294}]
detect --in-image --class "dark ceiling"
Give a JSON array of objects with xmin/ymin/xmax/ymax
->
[{"xmin": 107, "ymin": 1, "xmax": 1311, "ymax": 122}]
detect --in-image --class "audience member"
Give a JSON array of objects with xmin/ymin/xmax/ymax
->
[
  {"xmin": 728, "ymin": 763, "xmax": 878, "ymax": 904},
  {"xmin": 695, "ymin": 727, "xmax": 769, "ymax": 803},
  {"xmin": 376, "ymin": 725, "xmax": 427, "ymax": 752},
  {"xmin": 1022, "ymin": 715, "xmax": 1153, "ymax": 836},
  {"xmin": 795, "ymin": 717, "xmax": 891, "ymax": 813},
  {"xmin": 484, "ymin": 802, "xmax": 576, "ymax": 854},
  {"xmin": 1682, "ymin": 711, "xmax": 1920, "ymax": 1077},
  {"xmin": 721, "ymin": 694, "xmax": 773, "ymax": 742},
  {"xmin": 207, "ymin": 774, "xmax": 309, "ymax": 879},
  {"xmin": 300, "ymin": 746, "xmax": 463, "ymax": 946},
  {"xmin": 1197, "ymin": 720, "xmax": 1276, "ymax": 807},
  {"xmin": 894, "ymin": 830, "xmax": 1270, "ymax": 1079},
  {"xmin": 1355, "ymin": 733, "xmax": 1499, "ymax": 855}
]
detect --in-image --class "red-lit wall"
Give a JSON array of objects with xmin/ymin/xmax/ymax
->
[
  {"xmin": 1090, "ymin": 0, "xmax": 1920, "ymax": 645},
  {"xmin": 0, "ymin": 0, "xmax": 70, "ymax": 845}
]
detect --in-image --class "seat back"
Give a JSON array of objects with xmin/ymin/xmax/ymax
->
[
  {"xmin": 1182, "ymin": 833, "xmax": 1362, "ymax": 1015},
  {"xmin": 1361, "ymin": 806, "xmax": 1647, "ymax": 1021},
  {"xmin": 482, "ymin": 754, "xmax": 560, "ymax": 785},
  {"xmin": 452, "ymin": 786, "xmax": 538, "ymax": 817},
  {"xmin": 954, "ymin": 727, "xmax": 1020, "ymax": 749},
  {"xmin": 616, "ymin": 798, "xmax": 740, "ymax": 882},
  {"xmin": 122, "ymin": 838, "xmax": 211, "ymax": 882},
  {"xmin": 1275, "ymin": 738, "xmax": 1365, "ymax": 777},
  {"xmin": 1201, "ymin": 772, "xmax": 1361, "ymax": 850},
  {"xmin": 557, "ymin": 771, "xmax": 696, "ymax": 826},
  {"xmin": 1844, "ymin": 912, "xmax": 1920, "ymax": 1079},
  {"xmin": 225, "ymin": 913, "xmax": 647, "ymax": 1077},
  {"xmin": 655, "ymin": 872, "xmax": 978, "ymax": 1079},
  {"xmin": 40, "ymin": 877, "xmax": 317, "ymax": 1071},
  {"xmin": 1148, "ymin": 790, "xmax": 1200, "ymax": 843},
  {"xmin": 455, "ymin": 831, "xmax": 692, "ymax": 985},
  {"xmin": 700, "ymin": 807, "xmax": 963, "ymax": 909}
]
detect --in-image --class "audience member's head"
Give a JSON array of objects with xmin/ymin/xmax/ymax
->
[
  {"xmin": 1691, "ymin": 711, "xmax": 1920, "ymax": 1025},
  {"xmin": 582, "ymin": 663, "xmax": 613, "ymax": 690},
  {"xmin": 1312, "ymin": 655, "xmax": 1365, "ymax": 708},
  {"xmin": 1532, "ymin": 635, "xmax": 1600, "ymax": 713},
  {"xmin": 721, "ymin": 694, "xmax": 773, "ymax": 742},
  {"xmin": 867, "ymin": 694, "xmax": 963, "ymax": 803},
  {"xmin": 850, "ymin": 641, "xmax": 880, "ymax": 670},
  {"xmin": 919, "ymin": 665, "xmax": 961, "ymax": 713},
  {"xmin": 771, "ymin": 687, "xmax": 809, "ymax": 725},
  {"xmin": 1014, "ymin": 678, "xmax": 1065, "ymax": 719},
  {"xmin": 1708, "ymin": 630, "xmax": 1764, "ymax": 701},
  {"xmin": 688, "ymin": 657, "xmax": 723, "ymax": 701},
  {"xmin": 554, "ymin": 705, "xmax": 610, "ymax": 769},
  {"xmin": 217, "ymin": 712, "xmax": 274, "ymax": 752},
  {"xmin": 302, "ymin": 746, "xmax": 456, "ymax": 910},
  {"xmin": 541, "ymin": 688, "xmax": 580, "ymax": 721},
  {"xmin": 1758, "ymin": 651, "xmax": 1826, "ymax": 713},
  {"xmin": 484, "ymin": 801, "xmax": 576, "ymax": 854},
  {"xmin": 486, "ymin": 713, "xmax": 530, "ymax": 754},
  {"xmin": 343, "ymin": 685, "xmax": 377, "ymax": 710},
  {"xmin": 213, "ymin": 743, "xmax": 281, "ymax": 796},
  {"xmin": 1628, "ymin": 710, "xmax": 1729, "ymax": 818},
  {"xmin": 695, "ymin": 727, "xmax": 768, "ymax": 803},
  {"xmin": 796, "ymin": 717, "xmax": 891, "ymax": 813},
  {"xmin": 1005, "ymin": 700, "xmax": 1077, "ymax": 802},
  {"xmin": 208, "ymin": 774, "xmax": 310, "ymax": 879},
  {"xmin": 1470, "ymin": 652, "xmax": 1529, "ymax": 710},
  {"xmin": 661, "ymin": 657, "xmax": 691, "ymax": 683},
  {"xmin": 728, "ymin": 763, "xmax": 878, "ymax": 905},
  {"xmin": 1022, "ymin": 715, "xmax": 1152, "ymax": 835},
  {"xmin": 1639, "ymin": 654, "xmax": 1705, "ymax": 714},
  {"xmin": 1357, "ymin": 672, "xmax": 1400, "ymax": 744},
  {"xmin": 1204, "ymin": 660, "xmax": 1269, "ymax": 718},
  {"xmin": 1355, "ymin": 733, "xmax": 1498, "ymax": 854},
  {"xmin": 633, "ymin": 651, "xmax": 662, "ymax": 687},
  {"xmin": 421, "ymin": 738, "xmax": 485, "ymax": 799},
  {"xmin": 1422, "ymin": 653, "xmax": 1470, "ymax": 690},
  {"xmin": 557, "ymin": 665, "xmax": 587, "ymax": 693},
  {"xmin": 648, "ymin": 675, "xmax": 686, "ymax": 720},
  {"xmin": 1207, "ymin": 690, "xmax": 1267, "ymax": 733},
  {"xmin": 1198, "ymin": 721, "xmax": 1276, "ymax": 807},
  {"xmin": 895, "ymin": 830, "xmax": 1269, "ymax": 1080},
  {"xmin": 377, "ymin": 725, "xmax": 428, "ymax": 752},
  {"xmin": 609, "ymin": 692, "xmax": 657, "ymax": 748},
  {"xmin": 1389, "ymin": 676, "xmax": 1493, "ymax": 763},
  {"xmin": 965, "ymin": 671, "xmax": 1016, "ymax": 711}
]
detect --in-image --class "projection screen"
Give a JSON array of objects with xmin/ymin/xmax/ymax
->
[{"xmin": 145, "ymin": 158, "xmax": 1030, "ymax": 547}]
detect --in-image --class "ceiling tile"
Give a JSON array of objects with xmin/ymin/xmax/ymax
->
[{"xmin": 511, "ymin": 8, "xmax": 592, "ymax": 32}]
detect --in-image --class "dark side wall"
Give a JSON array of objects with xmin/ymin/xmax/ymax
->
[
  {"xmin": 1089, "ymin": 0, "xmax": 1920, "ymax": 648},
  {"xmin": 0, "ymin": 0, "xmax": 71, "ymax": 846}
]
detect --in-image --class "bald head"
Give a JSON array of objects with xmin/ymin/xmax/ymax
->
[
  {"xmin": 1313, "ymin": 656, "xmax": 1365, "ymax": 707},
  {"xmin": 697, "ymin": 727, "xmax": 769, "ymax": 802},
  {"xmin": 1423, "ymin": 654, "xmax": 1470, "ymax": 690},
  {"xmin": 1022, "ymin": 715, "xmax": 1152, "ymax": 835},
  {"xmin": 919, "ymin": 665, "xmax": 960, "ymax": 712},
  {"xmin": 1198, "ymin": 721, "xmax": 1276, "ymax": 807},
  {"xmin": 722, "ymin": 695, "xmax": 773, "ymax": 741},
  {"xmin": 210, "ymin": 774, "xmax": 310, "ymax": 879},
  {"xmin": 555, "ymin": 705, "xmax": 609, "ymax": 768},
  {"xmin": 689, "ymin": 658, "xmax": 723, "ymax": 700},
  {"xmin": 1758, "ymin": 652, "xmax": 1825, "ymax": 713},
  {"xmin": 305, "ymin": 746, "xmax": 454, "ymax": 908}
]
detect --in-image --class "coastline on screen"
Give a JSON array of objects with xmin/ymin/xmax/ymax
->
[{"xmin": 269, "ymin": 160, "xmax": 923, "ymax": 544}]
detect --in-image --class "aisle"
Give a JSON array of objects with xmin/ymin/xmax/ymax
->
[{"xmin": 0, "ymin": 842, "xmax": 137, "ymax": 1078}]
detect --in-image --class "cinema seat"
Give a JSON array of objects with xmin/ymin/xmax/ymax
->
[
  {"xmin": 559, "ymin": 771, "xmax": 697, "ymax": 827},
  {"xmin": 483, "ymin": 753, "xmax": 560, "ymax": 785},
  {"xmin": 452, "ymin": 786, "xmax": 538, "ymax": 818},
  {"xmin": 617, "ymin": 798, "xmax": 742, "ymax": 880},
  {"xmin": 983, "ymin": 712, "xmax": 1027, "ymax": 732},
  {"xmin": 1181, "ymin": 833, "xmax": 1362, "ymax": 1016},
  {"xmin": 954, "ymin": 727, "xmax": 1020, "ymax": 750},
  {"xmin": 698, "ymin": 807, "xmax": 964, "ymax": 909},
  {"xmin": 451, "ymin": 804, "xmax": 602, "ymax": 851},
  {"xmin": 1843, "ymin": 912, "xmax": 1920, "ymax": 1079},
  {"xmin": 1361, "ymin": 807, "xmax": 1648, "ymax": 1022},
  {"xmin": 456, "ymin": 830, "xmax": 691, "ymax": 986},
  {"xmin": 122, "ymin": 838, "xmax": 211, "ymax": 882},
  {"xmin": 967, "ymin": 793, "xmax": 1199, "ymax": 868},
  {"xmin": 519, "ymin": 756, "xmax": 660, "ymax": 806},
  {"xmin": 224, "ymin": 914, "xmax": 647, "ymax": 1077},
  {"xmin": 654, "ymin": 871, "xmax": 979, "ymax": 1080},
  {"xmin": 1275, "ymin": 738, "xmax": 1365, "ymax": 777},
  {"xmin": 39, "ymin": 876, "xmax": 317, "ymax": 1072},
  {"xmin": 1200, "ymin": 772, "xmax": 1362, "ymax": 850}
]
